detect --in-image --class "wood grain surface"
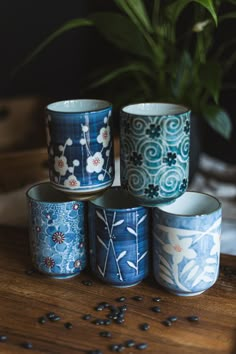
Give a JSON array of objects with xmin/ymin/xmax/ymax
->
[{"xmin": 0, "ymin": 226, "xmax": 235, "ymax": 354}]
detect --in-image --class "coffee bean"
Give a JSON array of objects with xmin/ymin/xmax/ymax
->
[
  {"xmin": 82, "ymin": 280, "xmax": 93, "ymax": 286},
  {"xmin": 88, "ymin": 350, "xmax": 103, "ymax": 354},
  {"xmin": 151, "ymin": 306, "xmax": 161, "ymax": 313},
  {"xmin": 38, "ymin": 316, "xmax": 47, "ymax": 324},
  {"xmin": 100, "ymin": 330, "xmax": 112, "ymax": 338},
  {"xmin": 96, "ymin": 304, "xmax": 105, "ymax": 311},
  {"xmin": 64, "ymin": 322, "xmax": 73, "ymax": 329},
  {"xmin": 167, "ymin": 316, "xmax": 178, "ymax": 322},
  {"xmin": 104, "ymin": 319, "xmax": 112, "ymax": 326},
  {"xmin": 0, "ymin": 335, "xmax": 7, "ymax": 342},
  {"xmin": 152, "ymin": 297, "xmax": 161, "ymax": 302},
  {"xmin": 83, "ymin": 314, "xmax": 92, "ymax": 320},
  {"xmin": 93, "ymin": 319, "xmax": 104, "ymax": 326},
  {"xmin": 50, "ymin": 315, "xmax": 61, "ymax": 322},
  {"xmin": 22, "ymin": 342, "xmax": 33, "ymax": 349},
  {"xmin": 119, "ymin": 304, "xmax": 128, "ymax": 312},
  {"xmin": 136, "ymin": 342, "xmax": 148, "ymax": 350},
  {"xmin": 187, "ymin": 315, "xmax": 199, "ymax": 322},
  {"xmin": 116, "ymin": 296, "xmax": 126, "ymax": 302},
  {"xmin": 132, "ymin": 295, "xmax": 143, "ymax": 301},
  {"xmin": 125, "ymin": 339, "xmax": 135, "ymax": 347},
  {"xmin": 115, "ymin": 317, "xmax": 125, "ymax": 324},
  {"xmin": 46, "ymin": 312, "xmax": 56, "ymax": 319},
  {"xmin": 163, "ymin": 320, "xmax": 172, "ymax": 327},
  {"xmin": 140, "ymin": 323, "xmax": 150, "ymax": 331}
]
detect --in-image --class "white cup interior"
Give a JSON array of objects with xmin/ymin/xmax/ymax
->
[
  {"xmin": 122, "ymin": 103, "xmax": 189, "ymax": 116},
  {"xmin": 27, "ymin": 183, "xmax": 70, "ymax": 203},
  {"xmin": 157, "ymin": 191, "xmax": 220, "ymax": 216},
  {"xmin": 47, "ymin": 99, "xmax": 111, "ymax": 113},
  {"xmin": 90, "ymin": 187, "xmax": 142, "ymax": 210}
]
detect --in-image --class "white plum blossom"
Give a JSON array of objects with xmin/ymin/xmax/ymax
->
[
  {"xmin": 58, "ymin": 145, "xmax": 64, "ymax": 152},
  {"xmin": 64, "ymin": 175, "xmax": 80, "ymax": 189},
  {"xmin": 80, "ymin": 138, "xmax": 86, "ymax": 145},
  {"xmin": 54, "ymin": 156, "xmax": 68, "ymax": 176},
  {"xmin": 82, "ymin": 125, "xmax": 89, "ymax": 133},
  {"xmin": 86, "ymin": 152, "xmax": 104, "ymax": 173},
  {"xmin": 73, "ymin": 159, "xmax": 80, "ymax": 166},
  {"xmin": 98, "ymin": 174, "xmax": 104, "ymax": 181},
  {"xmin": 210, "ymin": 233, "xmax": 221, "ymax": 256},
  {"xmin": 66, "ymin": 138, "xmax": 73, "ymax": 146},
  {"xmin": 104, "ymin": 116, "xmax": 108, "ymax": 124},
  {"xmin": 163, "ymin": 232, "xmax": 196, "ymax": 264},
  {"xmin": 97, "ymin": 126, "xmax": 110, "ymax": 148}
]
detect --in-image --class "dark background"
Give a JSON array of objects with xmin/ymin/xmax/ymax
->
[{"xmin": 0, "ymin": 1, "xmax": 235, "ymax": 161}]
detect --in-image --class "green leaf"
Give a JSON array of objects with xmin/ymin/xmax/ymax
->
[
  {"xmin": 114, "ymin": 0, "xmax": 152, "ymax": 33},
  {"xmin": 152, "ymin": 0, "xmax": 161, "ymax": 27},
  {"xmin": 199, "ymin": 61, "xmax": 222, "ymax": 103},
  {"xmin": 88, "ymin": 62, "xmax": 152, "ymax": 89},
  {"xmin": 171, "ymin": 51, "xmax": 193, "ymax": 99},
  {"xmin": 166, "ymin": 0, "xmax": 217, "ymax": 25},
  {"xmin": 12, "ymin": 18, "xmax": 93, "ymax": 75},
  {"xmin": 89, "ymin": 12, "xmax": 150, "ymax": 58},
  {"xmin": 204, "ymin": 105, "xmax": 232, "ymax": 139}
]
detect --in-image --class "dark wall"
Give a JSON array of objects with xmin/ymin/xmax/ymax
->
[{"xmin": 0, "ymin": 1, "xmax": 114, "ymax": 100}]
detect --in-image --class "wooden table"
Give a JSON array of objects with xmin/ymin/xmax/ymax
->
[{"xmin": 0, "ymin": 226, "xmax": 235, "ymax": 354}]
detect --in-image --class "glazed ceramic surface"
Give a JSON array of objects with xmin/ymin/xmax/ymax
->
[
  {"xmin": 120, "ymin": 103, "xmax": 191, "ymax": 206},
  {"xmin": 46, "ymin": 99, "xmax": 114, "ymax": 199},
  {"xmin": 152, "ymin": 191, "xmax": 222, "ymax": 296},
  {"xmin": 26, "ymin": 182, "xmax": 87, "ymax": 278},
  {"xmin": 88, "ymin": 187, "xmax": 149, "ymax": 287}
]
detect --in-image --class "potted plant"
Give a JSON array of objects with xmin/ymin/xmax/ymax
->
[{"xmin": 19, "ymin": 0, "xmax": 236, "ymax": 175}]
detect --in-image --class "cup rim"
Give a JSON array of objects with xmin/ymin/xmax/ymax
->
[
  {"xmin": 154, "ymin": 191, "xmax": 221, "ymax": 217},
  {"xmin": 121, "ymin": 102, "xmax": 190, "ymax": 116},
  {"xmin": 46, "ymin": 98, "xmax": 112, "ymax": 114},
  {"xmin": 26, "ymin": 181, "xmax": 76, "ymax": 204}
]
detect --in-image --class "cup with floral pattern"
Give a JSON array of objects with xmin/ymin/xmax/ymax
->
[
  {"xmin": 46, "ymin": 99, "xmax": 114, "ymax": 200},
  {"xmin": 152, "ymin": 191, "xmax": 222, "ymax": 296},
  {"xmin": 88, "ymin": 187, "xmax": 150, "ymax": 287},
  {"xmin": 26, "ymin": 182, "xmax": 87, "ymax": 278},
  {"xmin": 120, "ymin": 103, "xmax": 191, "ymax": 206}
]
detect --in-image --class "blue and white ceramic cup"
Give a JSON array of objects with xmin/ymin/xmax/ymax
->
[
  {"xmin": 152, "ymin": 191, "xmax": 222, "ymax": 296},
  {"xmin": 26, "ymin": 182, "xmax": 87, "ymax": 278},
  {"xmin": 120, "ymin": 103, "xmax": 191, "ymax": 206},
  {"xmin": 88, "ymin": 187, "xmax": 150, "ymax": 287},
  {"xmin": 46, "ymin": 99, "xmax": 114, "ymax": 200}
]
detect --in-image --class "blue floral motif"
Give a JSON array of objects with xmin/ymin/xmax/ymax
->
[
  {"xmin": 184, "ymin": 120, "xmax": 190, "ymax": 134},
  {"xmin": 180, "ymin": 178, "xmax": 188, "ymax": 192},
  {"xmin": 130, "ymin": 151, "xmax": 143, "ymax": 166},
  {"xmin": 163, "ymin": 152, "xmax": 177, "ymax": 166},
  {"xmin": 146, "ymin": 123, "xmax": 161, "ymax": 138},
  {"xmin": 144, "ymin": 184, "xmax": 159, "ymax": 198}
]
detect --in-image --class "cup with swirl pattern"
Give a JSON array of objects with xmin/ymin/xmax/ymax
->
[{"xmin": 120, "ymin": 103, "xmax": 191, "ymax": 206}]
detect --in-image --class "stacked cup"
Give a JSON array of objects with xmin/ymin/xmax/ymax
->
[{"xmin": 26, "ymin": 100, "xmax": 222, "ymax": 296}]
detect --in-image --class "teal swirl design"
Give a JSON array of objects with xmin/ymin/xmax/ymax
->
[{"xmin": 120, "ymin": 110, "xmax": 191, "ymax": 204}]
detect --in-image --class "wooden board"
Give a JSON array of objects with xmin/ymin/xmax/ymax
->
[{"xmin": 0, "ymin": 226, "xmax": 235, "ymax": 354}]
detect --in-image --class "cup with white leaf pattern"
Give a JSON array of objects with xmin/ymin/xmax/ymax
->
[
  {"xmin": 46, "ymin": 99, "xmax": 114, "ymax": 200},
  {"xmin": 88, "ymin": 187, "xmax": 150, "ymax": 287},
  {"xmin": 152, "ymin": 191, "xmax": 222, "ymax": 296}
]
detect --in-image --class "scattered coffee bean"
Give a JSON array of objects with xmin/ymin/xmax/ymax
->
[
  {"xmin": 50, "ymin": 315, "xmax": 61, "ymax": 322},
  {"xmin": 140, "ymin": 323, "xmax": 150, "ymax": 331},
  {"xmin": 132, "ymin": 295, "xmax": 143, "ymax": 301},
  {"xmin": 38, "ymin": 316, "xmax": 47, "ymax": 324},
  {"xmin": 83, "ymin": 314, "xmax": 92, "ymax": 320},
  {"xmin": 64, "ymin": 322, "xmax": 73, "ymax": 329},
  {"xmin": 22, "ymin": 342, "xmax": 33, "ymax": 349},
  {"xmin": 163, "ymin": 320, "xmax": 172, "ymax": 327},
  {"xmin": 0, "ymin": 335, "xmax": 7, "ymax": 342},
  {"xmin": 104, "ymin": 319, "xmax": 112, "ymax": 326},
  {"xmin": 167, "ymin": 316, "xmax": 178, "ymax": 322},
  {"xmin": 125, "ymin": 339, "xmax": 135, "ymax": 348},
  {"xmin": 88, "ymin": 350, "xmax": 103, "ymax": 354},
  {"xmin": 119, "ymin": 304, "xmax": 128, "ymax": 312},
  {"xmin": 187, "ymin": 315, "xmax": 199, "ymax": 322},
  {"xmin": 96, "ymin": 304, "xmax": 105, "ymax": 311},
  {"xmin": 151, "ymin": 306, "xmax": 161, "ymax": 313},
  {"xmin": 152, "ymin": 297, "xmax": 161, "ymax": 302},
  {"xmin": 115, "ymin": 317, "xmax": 125, "ymax": 324},
  {"xmin": 136, "ymin": 342, "xmax": 148, "ymax": 350},
  {"xmin": 99, "ymin": 302, "xmax": 110, "ymax": 308},
  {"xmin": 116, "ymin": 296, "xmax": 126, "ymax": 302},
  {"xmin": 100, "ymin": 330, "xmax": 112, "ymax": 338},
  {"xmin": 46, "ymin": 312, "xmax": 56, "ymax": 320},
  {"xmin": 82, "ymin": 280, "xmax": 93, "ymax": 286},
  {"xmin": 93, "ymin": 319, "xmax": 105, "ymax": 326}
]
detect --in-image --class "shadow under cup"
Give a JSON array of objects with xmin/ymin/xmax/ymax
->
[
  {"xmin": 120, "ymin": 103, "xmax": 191, "ymax": 206},
  {"xmin": 88, "ymin": 187, "xmax": 150, "ymax": 287},
  {"xmin": 152, "ymin": 191, "xmax": 222, "ymax": 296},
  {"xmin": 26, "ymin": 182, "xmax": 87, "ymax": 279}
]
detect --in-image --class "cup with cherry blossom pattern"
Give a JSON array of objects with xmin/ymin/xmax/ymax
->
[
  {"xmin": 46, "ymin": 99, "xmax": 114, "ymax": 200},
  {"xmin": 152, "ymin": 191, "xmax": 222, "ymax": 296},
  {"xmin": 26, "ymin": 182, "xmax": 87, "ymax": 278}
]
